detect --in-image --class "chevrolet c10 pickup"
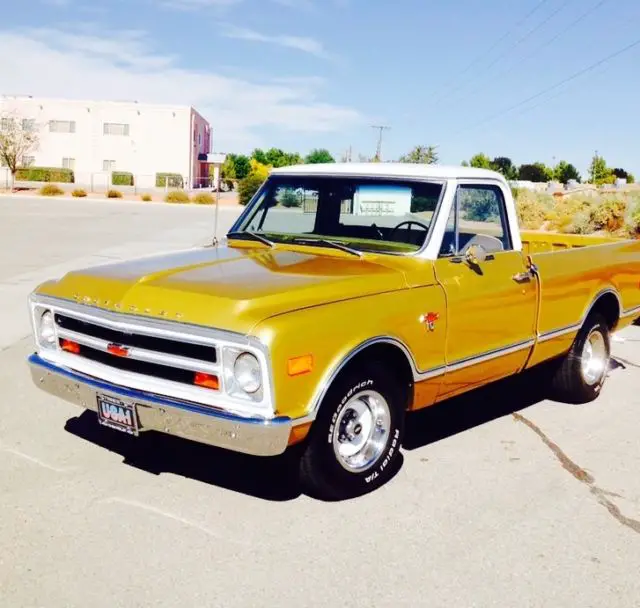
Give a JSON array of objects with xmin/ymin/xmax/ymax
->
[{"xmin": 27, "ymin": 163, "xmax": 640, "ymax": 500}]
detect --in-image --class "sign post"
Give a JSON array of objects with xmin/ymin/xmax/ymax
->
[{"xmin": 206, "ymin": 152, "xmax": 227, "ymax": 246}]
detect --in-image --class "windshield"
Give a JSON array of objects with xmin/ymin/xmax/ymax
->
[{"xmin": 230, "ymin": 175, "xmax": 444, "ymax": 255}]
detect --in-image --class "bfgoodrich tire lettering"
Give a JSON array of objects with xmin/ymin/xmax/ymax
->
[{"xmin": 300, "ymin": 361, "xmax": 405, "ymax": 501}]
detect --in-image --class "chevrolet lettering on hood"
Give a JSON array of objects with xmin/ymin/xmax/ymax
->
[{"xmin": 25, "ymin": 162, "xmax": 640, "ymax": 501}]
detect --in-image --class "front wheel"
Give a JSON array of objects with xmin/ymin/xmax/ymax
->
[
  {"xmin": 299, "ymin": 361, "xmax": 405, "ymax": 501},
  {"xmin": 549, "ymin": 313, "xmax": 611, "ymax": 404}
]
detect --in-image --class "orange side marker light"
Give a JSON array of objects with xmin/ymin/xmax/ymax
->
[{"xmin": 287, "ymin": 354, "xmax": 314, "ymax": 377}]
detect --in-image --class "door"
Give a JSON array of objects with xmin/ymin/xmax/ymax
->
[{"xmin": 433, "ymin": 183, "xmax": 538, "ymax": 399}]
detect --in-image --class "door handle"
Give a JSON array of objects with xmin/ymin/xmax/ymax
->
[{"xmin": 512, "ymin": 271, "xmax": 533, "ymax": 283}]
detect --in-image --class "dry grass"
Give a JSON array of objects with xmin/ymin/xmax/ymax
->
[
  {"xmin": 514, "ymin": 189, "xmax": 640, "ymax": 238},
  {"xmin": 39, "ymin": 184, "xmax": 64, "ymax": 196},
  {"xmin": 164, "ymin": 190, "xmax": 190, "ymax": 203},
  {"xmin": 191, "ymin": 192, "xmax": 215, "ymax": 204},
  {"xmin": 140, "ymin": 193, "xmax": 153, "ymax": 202},
  {"xmin": 71, "ymin": 189, "xmax": 87, "ymax": 198},
  {"xmin": 106, "ymin": 189, "xmax": 123, "ymax": 199}
]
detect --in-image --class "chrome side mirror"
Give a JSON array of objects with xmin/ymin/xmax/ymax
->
[{"xmin": 465, "ymin": 243, "xmax": 487, "ymax": 266}]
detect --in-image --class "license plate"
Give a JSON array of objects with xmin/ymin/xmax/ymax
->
[{"xmin": 96, "ymin": 394, "xmax": 139, "ymax": 436}]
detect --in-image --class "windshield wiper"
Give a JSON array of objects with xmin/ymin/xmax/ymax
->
[
  {"xmin": 226, "ymin": 231, "xmax": 275, "ymax": 248},
  {"xmin": 290, "ymin": 237, "xmax": 363, "ymax": 258}
]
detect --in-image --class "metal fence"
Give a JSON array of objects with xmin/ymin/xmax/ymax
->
[{"xmin": 0, "ymin": 168, "xmax": 223, "ymax": 194}]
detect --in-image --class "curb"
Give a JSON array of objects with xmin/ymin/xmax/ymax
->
[{"xmin": 0, "ymin": 192, "xmax": 241, "ymax": 208}]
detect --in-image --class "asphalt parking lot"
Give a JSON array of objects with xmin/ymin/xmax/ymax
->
[{"xmin": 1, "ymin": 196, "xmax": 639, "ymax": 607}]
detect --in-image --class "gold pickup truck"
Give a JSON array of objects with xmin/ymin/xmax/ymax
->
[{"xmin": 27, "ymin": 164, "xmax": 640, "ymax": 500}]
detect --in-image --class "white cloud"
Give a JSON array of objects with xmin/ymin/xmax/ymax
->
[
  {"xmin": 223, "ymin": 25, "xmax": 330, "ymax": 58},
  {"xmin": 0, "ymin": 27, "xmax": 362, "ymax": 151}
]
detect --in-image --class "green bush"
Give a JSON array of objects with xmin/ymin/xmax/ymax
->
[
  {"xmin": 156, "ymin": 173, "xmax": 184, "ymax": 188},
  {"xmin": 192, "ymin": 192, "xmax": 215, "ymax": 204},
  {"xmin": 140, "ymin": 193, "xmax": 152, "ymax": 202},
  {"xmin": 279, "ymin": 189, "xmax": 301, "ymax": 208},
  {"xmin": 164, "ymin": 190, "xmax": 190, "ymax": 203},
  {"xmin": 112, "ymin": 172, "xmax": 134, "ymax": 186},
  {"xmin": 72, "ymin": 189, "xmax": 87, "ymax": 198},
  {"xmin": 238, "ymin": 174, "xmax": 265, "ymax": 206},
  {"xmin": 106, "ymin": 189, "xmax": 123, "ymax": 199},
  {"xmin": 16, "ymin": 167, "xmax": 74, "ymax": 183},
  {"xmin": 40, "ymin": 184, "xmax": 64, "ymax": 196}
]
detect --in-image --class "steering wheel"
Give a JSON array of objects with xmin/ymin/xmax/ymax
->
[{"xmin": 388, "ymin": 220, "xmax": 430, "ymax": 242}]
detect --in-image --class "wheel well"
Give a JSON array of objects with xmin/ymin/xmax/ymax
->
[
  {"xmin": 338, "ymin": 342, "xmax": 414, "ymax": 410},
  {"xmin": 588, "ymin": 292, "xmax": 620, "ymax": 330}
]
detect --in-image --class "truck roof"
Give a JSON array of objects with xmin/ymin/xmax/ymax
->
[{"xmin": 270, "ymin": 162, "xmax": 506, "ymax": 182}]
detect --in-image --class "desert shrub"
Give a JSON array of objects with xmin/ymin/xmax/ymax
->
[
  {"xmin": 164, "ymin": 190, "xmax": 190, "ymax": 203},
  {"xmin": 279, "ymin": 189, "xmax": 301, "ymax": 208},
  {"xmin": 589, "ymin": 198, "xmax": 627, "ymax": 234},
  {"xmin": 17, "ymin": 167, "xmax": 74, "ymax": 183},
  {"xmin": 39, "ymin": 184, "xmax": 64, "ymax": 196},
  {"xmin": 192, "ymin": 192, "xmax": 215, "ymax": 204},
  {"xmin": 112, "ymin": 172, "xmax": 134, "ymax": 186},
  {"xmin": 106, "ymin": 189, "xmax": 123, "ymax": 199},
  {"xmin": 156, "ymin": 173, "xmax": 184, "ymax": 188},
  {"xmin": 140, "ymin": 193, "xmax": 152, "ymax": 202},
  {"xmin": 514, "ymin": 190, "xmax": 552, "ymax": 229},
  {"xmin": 460, "ymin": 188, "xmax": 500, "ymax": 222},
  {"xmin": 238, "ymin": 174, "xmax": 265, "ymax": 206},
  {"xmin": 544, "ymin": 196, "xmax": 595, "ymax": 234},
  {"xmin": 71, "ymin": 189, "xmax": 87, "ymax": 198}
]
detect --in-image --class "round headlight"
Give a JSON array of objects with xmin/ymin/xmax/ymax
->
[
  {"xmin": 233, "ymin": 352, "xmax": 262, "ymax": 394},
  {"xmin": 39, "ymin": 311, "xmax": 56, "ymax": 347}
]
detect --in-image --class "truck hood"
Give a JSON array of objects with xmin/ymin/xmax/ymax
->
[{"xmin": 36, "ymin": 245, "xmax": 408, "ymax": 334}]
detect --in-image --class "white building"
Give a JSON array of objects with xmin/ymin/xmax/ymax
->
[{"xmin": 0, "ymin": 95, "xmax": 213, "ymax": 189}]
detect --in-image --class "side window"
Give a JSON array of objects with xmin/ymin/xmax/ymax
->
[{"xmin": 439, "ymin": 184, "xmax": 511, "ymax": 257}]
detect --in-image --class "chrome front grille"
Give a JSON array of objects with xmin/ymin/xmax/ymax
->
[{"xmin": 53, "ymin": 312, "xmax": 219, "ymax": 385}]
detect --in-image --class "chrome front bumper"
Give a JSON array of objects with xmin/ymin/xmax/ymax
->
[{"xmin": 28, "ymin": 354, "xmax": 293, "ymax": 457}]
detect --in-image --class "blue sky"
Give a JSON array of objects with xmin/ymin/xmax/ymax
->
[{"xmin": 2, "ymin": 0, "xmax": 639, "ymax": 176}]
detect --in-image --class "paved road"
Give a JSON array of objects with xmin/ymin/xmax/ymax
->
[{"xmin": 1, "ymin": 197, "xmax": 639, "ymax": 607}]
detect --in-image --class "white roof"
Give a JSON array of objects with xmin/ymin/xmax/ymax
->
[{"xmin": 270, "ymin": 162, "xmax": 505, "ymax": 181}]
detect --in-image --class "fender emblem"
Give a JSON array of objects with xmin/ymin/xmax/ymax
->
[
  {"xmin": 419, "ymin": 312, "xmax": 440, "ymax": 332},
  {"xmin": 107, "ymin": 343, "xmax": 130, "ymax": 357}
]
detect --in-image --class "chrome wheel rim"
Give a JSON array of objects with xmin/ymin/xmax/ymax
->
[
  {"xmin": 332, "ymin": 390, "xmax": 391, "ymax": 473},
  {"xmin": 581, "ymin": 329, "xmax": 608, "ymax": 386}
]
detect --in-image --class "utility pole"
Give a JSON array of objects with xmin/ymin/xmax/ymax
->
[{"xmin": 371, "ymin": 125, "xmax": 390, "ymax": 161}]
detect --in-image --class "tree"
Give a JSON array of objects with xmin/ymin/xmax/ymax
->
[
  {"xmin": 588, "ymin": 153, "xmax": 613, "ymax": 184},
  {"xmin": 305, "ymin": 148, "xmax": 335, "ymax": 164},
  {"xmin": 398, "ymin": 145, "xmax": 439, "ymax": 164},
  {"xmin": 612, "ymin": 168, "xmax": 635, "ymax": 184},
  {"xmin": 237, "ymin": 159, "xmax": 270, "ymax": 206},
  {"xmin": 554, "ymin": 161, "xmax": 581, "ymax": 185},
  {"xmin": 518, "ymin": 163, "xmax": 553, "ymax": 183},
  {"xmin": 251, "ymin": 148, "xmax": 269, "ymax": 165},
  {"xmin": 468, "ymin": 153, "xmax": 492, "ymax": 169},
  {"xmin": 233, "ymin": 154, "xmax": 251, "ymax": 180},
  {"xmin": 491, "ymin": 157, "xmax": 518, "ymax": 180},
  {"xmin": 0, "ymin": 112, "xmax": 40, "ymax": 181}
]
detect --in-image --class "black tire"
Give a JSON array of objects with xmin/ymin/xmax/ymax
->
[
  {"xmin": 299, "ymin": 360, "xmax": 405, "ymax": 501},
  {"xmin": 550, "ymin": 313, "xmax": 611, "ymax": 404}
]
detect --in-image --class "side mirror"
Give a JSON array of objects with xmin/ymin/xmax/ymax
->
[{"xmin": 465, "ymin": 243, "xmax": 487, "ymax": 266}]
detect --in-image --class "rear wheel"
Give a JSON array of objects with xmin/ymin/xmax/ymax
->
[
  {"xmin": 550, "ymin": 313, "xmax": 611, "ymax": 403},
  {"xmin": 300, "ymin": 361, "xmax": 405, "ymax": 501}
]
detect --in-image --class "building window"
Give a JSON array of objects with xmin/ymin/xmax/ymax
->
[
  {"xmin": 22, "ymin": 156, "xmax": 35, "ymax": 167},
  {"xmin": 103, "ymin": 123, "xmax": 130, "ymax": 136},
  {"xmin": 62, "ymin": 158, "xmax": 75, "ymax": 170},
  {"xmin": 22, "ymin": 119, "xmax": 36, "ymax": 132},
  {"xmin": 103, "ymin": 160, "xmax": 116, "ymax": 172},
  {"xmin": 1, "ymin": 118, "xmax": 11, "ymax": 131},
  {"xmin": 49, "ymin": 120, "xmax": 76, "ymax": 133}
]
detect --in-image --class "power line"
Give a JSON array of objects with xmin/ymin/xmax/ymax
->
[
  {"xmin": 459, "ymin": 34, "xmax": 640, "ymax": 134},
  {"xmin": 430, "ymin": 0, "xmax": 552, "ymax": 105},
  {"xmin": 447, "ymin": 0, "xmax": 611, "ymax": 108}
]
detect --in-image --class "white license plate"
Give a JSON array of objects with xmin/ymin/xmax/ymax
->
[{"xmin": 96, "ymin": 394, "xmax": 139, "ymax": 436}]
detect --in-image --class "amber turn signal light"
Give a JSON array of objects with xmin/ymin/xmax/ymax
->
[
  {"xmin": 61, "ymin": 339, "xmax": 81, "ymax": 354},
  {"xmin": 287, "ymin": 354, "xmax": 314, "ymax": 377},
  {"xmin": 194, "ymin": 372, "xmax": 220, "ymax": 390}
]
